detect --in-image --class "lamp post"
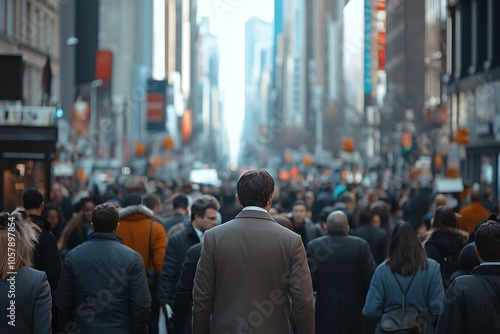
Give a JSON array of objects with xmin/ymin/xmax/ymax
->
[{"xmin": 90, "ymin": 79, "xmax": 103, "ymax": 160}]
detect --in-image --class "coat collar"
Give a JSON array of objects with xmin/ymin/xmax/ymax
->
[
  {"xmin": 87, "ymin": 232, "xmax": 123, "ymax": 243},
  {"xmin": 118, "ymin": 205, "xmax": 154, "ymax": 219},
  {"xmin": 234, "ymin": 209, "xmax": 276, "ymax": 223},
  {"xmin": 473, "ymin": 263, "xmax": 500, "ymax": 275}
]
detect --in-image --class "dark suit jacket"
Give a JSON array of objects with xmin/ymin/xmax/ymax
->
[
  {"xmin": 0, "ymin": 267, "xmax": 52, "ymax": 334},
  {"xmin": 173, "ymin": 243, "xmax": 202, "ymax": 334},
  {"xmin": 193, "ymin": 209, "xmax": 315, "ymax": 334},
  {"xmin": 158, "ymin": 224, "xmax": 201, "ymax": 306},
  {"xmin": 307, "ymin": 233, "xmax": 376, "ymax": 334},
  {"xmin": 353, "ymin": 224, "xmax": 388, "ymax": 265}
]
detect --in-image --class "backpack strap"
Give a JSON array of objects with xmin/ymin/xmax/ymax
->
[
  {"xmin": 393, "ymin": 272, "xmax": 417, "ymax": 314},
  {"xmin": 473, "ymin": 274, "xmax": 500, "ymax": 315}
]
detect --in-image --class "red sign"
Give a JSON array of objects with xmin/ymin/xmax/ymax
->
[
  {"xmin": 95, "ymin": 50, "xmax": 113, "ymax": 87},
  {"xmin": 147, "ymin": 93, "xmax": 165, "ymax": 123}
]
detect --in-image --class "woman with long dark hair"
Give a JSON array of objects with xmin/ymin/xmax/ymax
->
[
  {"xmin": 363, "ymin": 221, "xmax": 444, "ymax": 334},
  {"xmin": 423, "ymin": 206, "xmax": 468, "ymax": 288}
]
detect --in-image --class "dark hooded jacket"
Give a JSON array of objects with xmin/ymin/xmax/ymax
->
[
  {"xmin": 424, "ymin": 227, "xmax": 468, "ymax": 288},
  {"xmin": 450, "ymin": 242, "xmax": 480, "ymax": 280},
  {"xmin": 436, "ymin": 264, "xmax": 500, "ymax": 334}
]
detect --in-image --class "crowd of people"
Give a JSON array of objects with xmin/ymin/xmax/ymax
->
[{"xmin": 1, "ymin": 170, "xmax": 500, "ymax": 333}]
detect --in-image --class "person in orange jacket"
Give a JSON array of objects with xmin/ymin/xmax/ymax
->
[
  {"xmin": 117, "ymin": 194, "xmax": 168, "ymax": 334},
  {"xmin": 459, "ymin": 187, "xmax": 491, "ymax": 233}
]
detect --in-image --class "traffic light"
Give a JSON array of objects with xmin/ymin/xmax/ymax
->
[
  {"xmin": 165, "ymin": 136, "xmax": 174, "ymax": 150},
  {"xmin": 401, "ymin": 133, "xmax": 413, "ymax": 154},
  {"xmin": 343, "ymin": 137, "xmax": 355, "ymax": 152},
  {"xmin": 303, "ymin": 154, "xmax": 312, "ymax": 166},
  {"xmin": 456, "ymin": 128, "xmax": 470, "ymax": 144}
]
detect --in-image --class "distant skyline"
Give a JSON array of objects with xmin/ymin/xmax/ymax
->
[{"xmin": 198, "ymin": 0, "xmax": 274, "ymax": 166}]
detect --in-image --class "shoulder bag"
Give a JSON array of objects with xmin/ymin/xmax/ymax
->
[{"xmin": 380, "ymin": 272, "xmax": 424, "ymax": 334}]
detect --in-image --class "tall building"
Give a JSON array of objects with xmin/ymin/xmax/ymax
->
[
  {"xmin": 243, "ymin": 17, "xmax": 273, "ymax": 152},
  {"xmin": 446, "ymin": 0, "xmax": 500, "ymax": 198},
  {"xmin": 385, "ymin": 0, "xmax": 425, "ymax": 127},
  {"xmin": 284, "ymin": 0, "xmax": 307, "ymax": 127},
  {"xmin": 197, "ymin": 17, "xmax": 222, "ymax": 165}
]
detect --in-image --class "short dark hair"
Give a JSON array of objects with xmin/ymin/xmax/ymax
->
[
  {"xmin": 475, "ymin": 220, "xmax": 500, "ymax": 262},
  {"xmin": 387, "ymin": 221, "xmax": 429, "ymax": 275},
  {"xmin": 236, "ymin": 170, "xmax": 275, "ymax": 208},
  {"xmin": 292, "ymin": 200, "xmax": 308, "ymax": 211},
  {"xmin": 142, "ymin": 194, "xmax": 161, "ymax": 211},
  {"xmin": 80, "ymin": 197, "xmax": 94, "ymax": 209},
  {"xmin": 432, "ymin": 206, "xmax": 459, "ymax": 229},
  {"xmin": 337, "ymin": 191, "xmax": 354, "ymax": 204},
  {"xmin": 23, "ymin": 189, "xmax": 43, "ymax": 210},
  {"xmin": 172, "ymin": 194, "xmax": 189, "ymax": 210},
  {"xmin": 121, "ymin": 193, "xmax": 142, "ymax": 208},
  {"xmin": 358, "ymin": 206, "xmax": 374, "ymax": 225},
  {"xmin": 92, "ymin": 204, "xmax": 119, "ymax": 233},
  {"xmin": 191, "ymin": 195, "xmax": 220, "ymax": 222}
]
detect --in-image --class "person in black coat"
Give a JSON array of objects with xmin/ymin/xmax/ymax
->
[
  {"xmin": 436, "ymin": 220, "xmax": 500, "ymax": 333},
  {"xmin": 172, "ymin": 243, "xmax": 202, "ymax": 334},
  {"xmin": 56, "ymin": 204, "xmax": 151, "ymax": 333},
  {"xmin": 21, "ymin": 189, "xmax": 62, "ymax": 291},
  {"xmin": 290, "ymin": 200, "xmax": 324, "ymax": 246},
  {"xmin": 22, "ymin": 189, "xmax": 62, "ymax": 334},
  {"xmin": 157, "ymin": 195, "xmax": 220, "ymax": 331},
  {"xmin": 162, "ymin": 194, "xmax": 190, "ymax": 237},
  {"xmin": 307, "ymin": 210, "xmax": 376, "ymax": 334},
  {"xmin": 423, "ymin": 206, "xmax": 468, "ymax": 288},
  {"xmin": 353, "ymin": 206, "xmax": 389, "ymax": 265}
]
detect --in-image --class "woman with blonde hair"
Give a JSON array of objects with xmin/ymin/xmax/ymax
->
[{"xmin": 0, "ymin": 212, "xmax": 52, "ymax": 333}]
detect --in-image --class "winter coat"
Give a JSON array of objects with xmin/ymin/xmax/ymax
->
[
  {"xmin": 117, "ymin": 205, "xmax": 168, "ymax": 274},
  {"xmin": 363, "ymin": 259, "xmax": 444, "ymax": 334},
  {"xmin": 423, "ymin": 227, "xmax": 468, "ymax": 288},
  {"xmin": 56, "ymin": 232, "xmax": 151, "ymax": 334},
  {"xmin": 0, "ymin": 267, "xmax": 52, "ymax": 334},
  {"xmin": 23, "ymin": 213, "xmax": 62, "ymax": 291},
  {"xmin": 353, "ymin": 224, "xmax": 389, "ymax": 265},
  {"xmin": 436, "ymin": 264, "xmax": 500, "ymax": 334},
  {"xmin": 307, "ymin": 232, "xmax": 376, "ymax": 334},
  {"xmin": 459, "ymin": 201, "xmax": 490, "ymax": 233}
]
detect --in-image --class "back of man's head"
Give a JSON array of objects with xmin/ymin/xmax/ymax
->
[
  {"xmin": 92, "ymin": 204, "xmax": 119, "ymax": 233},
  {"xmin": 172, "ymin": 194, "xmax": 189, "ymax": 210},
  {"xmin": 142, "ymin": 193, "xmax": 161, "ymax": 211},
  {"xmin": 236, "ymin": 169, "xmax": 275, "ymax": 208},
  {"xmin": 475, "ymin": 220, "xmax": 500, "ymax": 262},
  {"xmin": 326, "ymin": 210, "xmax": 349, "ymax": 234},
  {"xmin": 121, "ymin": 193, "xmax": 142, "ymax": 208},
  {"xmin": 23, "ymin": 189, "xmax": 43, "ymax": 210}
]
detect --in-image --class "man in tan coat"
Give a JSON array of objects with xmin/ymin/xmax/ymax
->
[{"xmin": 193, "ymin": 169, "xmax": 315, "ymax": 334}]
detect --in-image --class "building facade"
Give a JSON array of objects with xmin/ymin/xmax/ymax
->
[{"xmin": 447, "ymin": 0, "xmax": 500, "ymax": 199}]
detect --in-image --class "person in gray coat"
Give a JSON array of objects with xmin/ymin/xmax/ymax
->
[
  {"xmin": 193, "ymin": 170, "xmax": 315, "ymax": 334},
  {"xmin": 363, "ymin": 221, "xmax": 444, "ymax": 334},
  {"xmin": 56, "ymin": 204, "xmax": 151, "ymax": 334},
  {"xmin": 0, "ymin": 212, "xmax": 52, "ymax": 334}
]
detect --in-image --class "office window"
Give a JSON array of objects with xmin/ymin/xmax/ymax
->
[
  {"xmin": 0, "ymin": 0, "xmax": 5, "ymax": 33},
  {"xmin": 32, "ymin": 6, "xmax": 38, "ymax": 49},
  {"xmin": 40, "ymin": 11, "xmax": 46, "ymax": 49},
  {"xmin": 6, "ymin": 0, "xmax": 14, "ymax": 35}
]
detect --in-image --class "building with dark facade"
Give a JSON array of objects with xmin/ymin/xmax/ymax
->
[
  {"xmin": 385, "ymin": 0, "xmax": 425, "ymax": 130},
  {"xmin": 447, "ymin": 0, "xmax": 500, "ymax": 198}
]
